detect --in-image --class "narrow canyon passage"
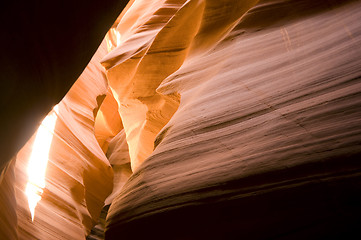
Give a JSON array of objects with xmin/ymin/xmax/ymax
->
[{"xmin": 1, "ymin": 0, "xmax": 361, "ymax": 239}]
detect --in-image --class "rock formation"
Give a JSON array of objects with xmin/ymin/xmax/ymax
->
[
  {"xmin": 104, "ymin": 0, "xmax": 361, "ymax": 238},
  {"xmin": 0, "ymin": 0, "xmax": 129, "ymax": 172},
  {"xmin": 1, "ymin": 0, "xmax": 361, "ymax": 239}
]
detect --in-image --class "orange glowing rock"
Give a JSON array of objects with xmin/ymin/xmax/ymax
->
[
  {"xmin": 13, "ymin": 39, "xmax": 114, "ymax": 239},
  {"xmin": 2, "ymin": 0, "xmax": 361, "ymax": 239}
]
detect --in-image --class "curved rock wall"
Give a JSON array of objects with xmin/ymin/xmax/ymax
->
[
  {"xmin": 105, "ymin": 0, "xmax": 361, "ymax": 238},
  {"xmin": 0, "ymin": 0, "xmax": 129, "ymax": 173},
  {"xmin": 0, "ymin": 1, "xmax": 129, "ymax": 237},
  {"xmin": 8, "ymin": 39, "xmax": 113, "ymax": 240},
  {"xmin": 1, "ymin": 0, "xmax": 361, "ymax": 239}
]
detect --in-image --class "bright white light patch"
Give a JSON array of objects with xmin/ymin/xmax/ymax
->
[
  {"xmin": 25, "ymin": 105, "xmax": 58, "ymax": 221},
  {"xmin": 106, "ymin": 28, "xmax": 121, "ymax": 52}
]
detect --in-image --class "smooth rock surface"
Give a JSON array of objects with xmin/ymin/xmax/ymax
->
[
  {"xmin": 1, "ymin": 0, "xmax": 361, "ymax": 239},
  {"xmin": 0, "ymin": 0, "xmax": 129, "ymax": 173},
  {"xmin": 1, "ymin": 37, "xmax": 114, "ymax": 240},
  {"xmin": 0, "ymin": 1, "xmax": 129, "ymax": 238},
  {"xmin": 105, "ymin": 0, "xmax": 361, "ymax": 239}
]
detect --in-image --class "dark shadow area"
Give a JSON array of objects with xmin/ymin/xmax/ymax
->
[
  {"xmin": 87, "ymin": 205, "xmax": 110, "ymax": 240},
  {"xmin": 105, "ymin": 153, "xmax": 361, "ymax": 240},
  {"xmin": 0, "ymin": 0, "xmax": 129, "ymax": 172}
]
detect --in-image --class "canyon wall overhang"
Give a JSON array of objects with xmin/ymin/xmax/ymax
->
[
  {"xmin": 1, "ymin": 0, "xmax": 361, "ymax": 239},
  {"xmin": 0, "ymin": 0, "xmax": 129, "ymax": 172},
  {"xmin": 104, "ymin": 0, "xmax": 361, "ymax": 239}
]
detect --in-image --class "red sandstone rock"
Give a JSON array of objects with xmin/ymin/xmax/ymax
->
[{"xmin": 1, "ymin": 0, "xmax": 361, "ymax": 239}]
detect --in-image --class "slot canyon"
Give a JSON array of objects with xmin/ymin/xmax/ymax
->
[{"xmin": 1, "ymin": 0, "xmax": 361, "ymax": 239}]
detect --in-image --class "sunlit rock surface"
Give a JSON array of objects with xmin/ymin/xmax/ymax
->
[
  {"xmin": 12, "ymin": 40, "xmax": 113, "ymax": 240},
  {"xmin": 105, "ymin": 0, "xmax": 361, "ymax": 239},
  {"xmin": 1, "ymin": 0, "xmax": 361, "ymax": 239},
  {"xmin": 94, "ymin": 89, "xmax": 123, "ymax": 153},
  {"xmin": 0, "ymin": 0, "xmax": 129, "ymax": 173},
  {"xmin": 0, "ymin": 1, "xmax": 129, "ymax": 237}
]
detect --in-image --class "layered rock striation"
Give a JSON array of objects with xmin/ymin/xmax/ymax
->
[
  {"xmin": 104, "ymin": 0, "xmax": 361, "ymax": 239},
  {"xmin": 14, "ymin": 39, "xmax": 113, "ymax": 239},
  {"xmin": 1, "ymin": 0, "xmax": 361, "ymax": 239}
]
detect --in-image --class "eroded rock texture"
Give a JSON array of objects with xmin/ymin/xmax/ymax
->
[
  {"xmin": 0, "ymin": 0, "xmax": 129, "ymax": 172},
  {"xmin": 104, "ymin": 0, "xmax": 361, "ymax": 239},
  {"xmin": 0, "ymin": 1, "xmax": 129, "ymax": 239},
  {"xmin": 1, "ymin": 0, "xmax": 361, "ymax": 239},
  {"xmin": 13, "ymin": 39, "xmax": 113, "ymax": 239}
]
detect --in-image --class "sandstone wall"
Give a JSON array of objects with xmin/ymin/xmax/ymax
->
[
  {"xmin": 1, "ymin": 0, "xmax": 361, "ymax": 239},
  {"xmin": 104, "ymin": 0, "xmax": 361, "ymax": 238}
]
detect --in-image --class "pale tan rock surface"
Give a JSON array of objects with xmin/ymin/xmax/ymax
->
[
  {"xmin": 1, "ymin": 0, "xmax": 361, "ymax": 239},
  {"xmin": 105, "ymin": 0, "xmax": 361, "ymax": 238},
  {"xmin": 105, "ymin": 130, "xmax": 132, "ymax": 206}
]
